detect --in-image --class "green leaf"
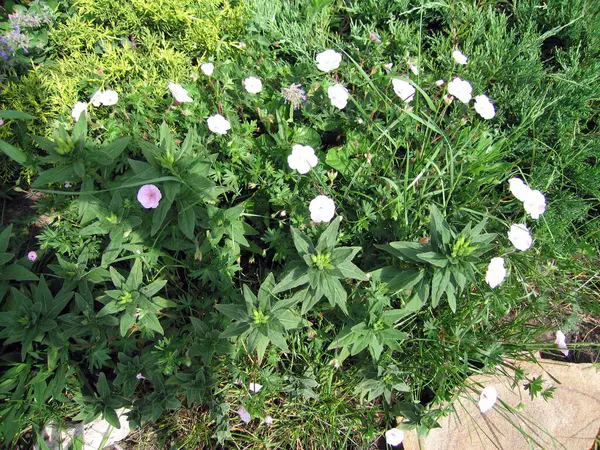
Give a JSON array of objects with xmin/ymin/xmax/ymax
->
[
  {"xmin": 291, "ymin": 227, "xmax": 315, "ymax": 257},
  {"xmin": 220, "ymin": 321, "xmax": 251, "ymax": 338},
  {"xmin": 178, "ymin": 203, "xmax": 196, "ymax": 239},
  {"xmin": 126, "ymin": 259, "xmax": 143, "ymax": 290},
  {"xmin": 142, "ymin": 313, "xmax": 164, "ymax": 334},
  {"xmin": 321, "ymin": 276, "xmax": 348, "ymax": 314},
  {"xmin": 0, "ymin": 225, "xmax": 12, "ymax": 254},
  {"xmin": 258, "ymin": 273, "xmax": 276, "ymax": 309},
  {"xmin": 120, "ymin": 313, "xmax": 136, "ymax": 337},
  {"xmin": 447, "ymin": 283, "xmax": 457, "ymax": 313},
  {"xmin": 386, "ymin": 270, "xmax": 423, "ymax": 294},
  {"xmin": 72, "ymin": 114, "xmax": 88, "ymax": 149},
  {"xmin": 140, "ymin": 279, "xmax": 167, "ymax": 297},
  {"xmin": 0, "ymin": 110, "xmax": 35, "ymax": 120},
  {"xmin": 375, "ymin": 241, "xmax": 430, "ymax": 263},
  {"xmin": 97, "ymin": 373, "xmax": 110, "ymax": 398},
  {"xmin": 0, "ymin": 140, "xmax": 27, "ymax": 164},
  {"xmin": 73, "ymin": 160, "xmax": 85, "ymax": 178},
  {"xmin": 32, "ymin": 166, "xmax": 77, "ymax": 188},
  {"xmin": 97, "ymin": 301, "xmax": 124, "ymax": 317},
  {"xmin": 150, "ymin": 182, "xmax": 179, "ymax": 236},
  {"xmin": 330, "ymin": 247, "xmax": 361, "ymax": 265},
  {"xmin": 0, "ymin": 264, "xmax": 38, "ymax": 281},
  {"xmin": 431, "ymin": 269, "xmax": 450, "ymax": 309},
  {"xmin": 100, "ymin": 137, "xmax": 130, "ymax": 162},
  {"xmin": 429, "ymin": 204, "xmax": 452, "ymax": 252},
  {"xmin": 416, "ymin": 252, "xmax": 448, "ymax": 268},
  {"xmin": 272, "ymin": 265, "xmax": 309, "ymax": 294},
  {"xmin": 335, "ymin": 260, "xmax": 368, "ymax": 281},
  {"xmin": 216, "ymin": 304, "xmax": 247, "ymax": 321},
  {"xmin": 316, "ymin": 216, "xmax": 341, "ymax": 252},
  {"xmin": 267, "ymin": 327, "xmax": 289, "ymax": 353},
  {"xmin": 102, "ymin": 407, "xmax": 121, "ymax": 429}
]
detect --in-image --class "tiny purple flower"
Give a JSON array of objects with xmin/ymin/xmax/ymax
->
[
  {"xmin": 237, "ymin": 407, "xmax": 251, "ymax": 423},
  {"xmin": 27, "ymin": 251, "xmax": 37, "ymax": 262},
  {"xmin": 264, "ymin": 415, "xmax": 273, "ymax": 425},
  {"xmin": 136, "ymin": 373, "xmax": 145, "ymax": 380}
]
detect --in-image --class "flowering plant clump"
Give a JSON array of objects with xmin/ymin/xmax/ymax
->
[{"xmin": 0, "ymin": 0, "xmax": 595, "ymax": 448}]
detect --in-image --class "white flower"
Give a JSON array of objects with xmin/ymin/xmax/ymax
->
[
  {"xmin": 447, "ymin": 77, "xmax": 472, "ymax": 103},
  {"xmin": 316, "ymin": 49, "xmax": 342, "ymax": 72},
  {"xmin": 237, "ymin": 407, "xmax": 251, "ymax": 424},
  {"xmin": 327, "ymin": 83, "xmax": 349, "ymax": 109},
  {"xmin": 309, "ymin": 195, "xmax": 335, "ymax": 223},
  {"xmin": 508, "ymin": 224, "xmax": 533, "ymax": 251},
  {"xmin": 555, "ymin": 330, "xmax": 569, "ymax": 357},
  {"xmin": 485, "ymin": 257, "xmax": 507, "ymax": 289},
  {"xmin": 244, "ymin": 76, "xmax": 263, "ymax": 94},
  {"xmin": 478, "ymin": 386, "xmax": 498, "ymax": 413},
  {"xmin": 452, "ymin": 50, "xmax": 468, "ymax": 65},
  {"xmin": 71, "ymin": 102, "xmax": 88, "ymax": 121},
  {"xmin": 385, "ymin": 428, "xmax": 404, "ymax": 447},
  {"xmin": 168, "ymin": 82, "xmax": 193, "ymax": 103},
  {"xmin": 508, "ymin": 178, "xmax": 532, "ymax": 202},
  {"xmin": 474, "ymin": 94, "xmax": 496, "ymax": 119},
  {"xmin": 435, "ymin": 79, "xmax": 445, "ymax": 86},
  {"xmin": 392, "ymin": 78, "xmax": 416, "ymax": 103},
  {"xmin": 90, "ymin": 89, "xmax": 118, "ymax": 107},
  {"xmin": 264, "ymin": 415, "xmax": 273, "ymax": 425},
  {"xmin": 383, "ymin": 62, "xmax": 394, "ymax": 73},
  {"xmin": 287, "ymin": 144, "xmax": 318, "ymax": 174},
  {"xmin": 248, "ymin": 382, "xmax": 263, "ymax": 393},
  {"xmin": 135, "ymin": 373, "xmax": 145, "ymax": 380},
  {"xmin": 523, "ymin": 189, "xmax": 546, "ymax": 220},
  {"xmin": 408, "ymin": 61, "xmax": 419, "ymax": 75},
  {"xmin": 207, "ymin": 114, "xmax": 231, "ymax": 135},
  {"xmin": 201, "ymin": 62, "xmax": 214, "ymax": 76}
]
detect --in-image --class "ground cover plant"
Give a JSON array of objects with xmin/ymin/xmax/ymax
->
[{"xmin": 0, "ymin": 0, "xmax": 599, "ymax": 448}]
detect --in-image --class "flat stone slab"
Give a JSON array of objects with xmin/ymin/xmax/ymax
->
[{"xmin": 404, "ymin": 360, "xmax": 600, "ymax": 449}]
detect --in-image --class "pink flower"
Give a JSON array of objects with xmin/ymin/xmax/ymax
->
[
  {"xmin": 137, "ymin": 184, "xmax": 162, "ymax": 209},
  {"xmin": 555, "ymin": 330, "xmax": 569, "ymax": 357},
  {"xmin": 27, "ymin": 251, "xmax": 37, "ymax": 262}
]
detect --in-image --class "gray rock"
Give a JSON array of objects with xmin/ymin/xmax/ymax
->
[
  {"xmin": 36, "ymin": 408, "xmax": 131, "ymax": 450},
  {"xmin": 404, "ymin": 360, "xmax": 600, "ymax": 450}
]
